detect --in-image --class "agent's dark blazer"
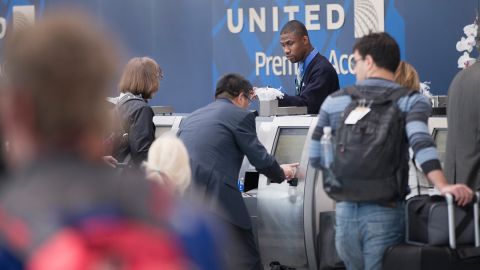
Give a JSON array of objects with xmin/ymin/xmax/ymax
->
[
  {"xmin": 445, "ymin": 62, "xmax": 480, "ymax": 190},
  {"xmin": 278, "ymin": 52, "xmax": 339, "ymax": 114},
  {"xmin": 177, "ymin": 98, "xmax": 285, "ymax": 229}
]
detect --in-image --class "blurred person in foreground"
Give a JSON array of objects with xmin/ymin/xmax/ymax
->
[
  {"xmin": 0, "ymin": 134, "xmax": 5, "ymax": 178},
  {"xmin": 0, "ymin": 11, "xmax": 214, "ymax": 269}
]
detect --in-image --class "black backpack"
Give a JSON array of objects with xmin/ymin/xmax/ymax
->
[
  {"xmin": 104, "ymin": 93, "xmax": 144, "ymax": 163},
  {"xmin": 323, "ymin": 86, "xmax": 416, "ymax": 203}
]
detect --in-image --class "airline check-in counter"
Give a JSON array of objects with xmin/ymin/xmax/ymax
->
[
  {"xmin": 239, "ymin": 116, "xmax": 274, "ymax": 238},
  {"xmin": 428, "ymin": 117, "xmax": 447, "ymax": 168},
  {"xmin": 240, "ymin": 113, "xmax": 448, "ymax": 269},
  {"xmin": 150, "ymin": 106, "xmax": 184, "ymax": 137},
  {"xmin": 239, "ymin": 115, "xmax": 335, "ymax": 270},
  {"xmin": 152, "ymin": 111, "xmax": 185, "ymax": 138},
  {"xmin": 148, "ymin": 105, "xmax": 448, "ymax": 269},
  {"xmin": 408, "ymin": 116, "xmax": 447, "ymax": 196}
]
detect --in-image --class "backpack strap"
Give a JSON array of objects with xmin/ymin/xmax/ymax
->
[
  {"xmin": 114, "ymin": 93, "xmax": 145, "ymax": 137},
  {"xmin": 116, "ymin": 93, "xmax": 144, "ymax": 107},
  {"xmin": 344, "ymin": 86, "xmax": 365, "ymax": 100},
  {"xmin": 385, "ymin": 87, "xmax": 417, "ymax": 102},
  {"xmin": 346, "ymin": 85, "xmax": 417, "ymax": 104}
]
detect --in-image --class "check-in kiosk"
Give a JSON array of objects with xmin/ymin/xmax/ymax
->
[
  {"xmin": 152, "ymin": 115, "xmax": 183, "ymax": 137},
  {"xmin": 238, "ymin": 116, "xmax": 275, "ymax": 245},
  {"xmin": 408, "ymin": 116, "xmax": 447, "ymax": 196},
  {"xmin": 247, "ymin": 116, "xmax": 334, "ymax": 269},
  {"xmin": 431, "ymin": 124, "xmax": 447, "ymax": 169},
  {"xmin": 432, "ymin": 127, "xmax": 447, "ymax": 160}
]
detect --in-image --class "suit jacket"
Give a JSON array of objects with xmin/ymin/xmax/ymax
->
[
  {"xmin": 177, "ymin": 98, "xmax": 285, "ymax": 229},
  {"xmin": 445, "ymin": 62, "xmax": 480, "ymax": 190},
  {"xmin": 278, "ymin": 53, "xmax": 339, "ymax": 114}
]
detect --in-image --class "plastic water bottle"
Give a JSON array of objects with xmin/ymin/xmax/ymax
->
[
  {"xmin": 320, "ymin": 126, "xmax": 334, "ymax": 168},
  {"xmin": 237, "ymin": 178, "xmax": 245, "ymax": 192}
]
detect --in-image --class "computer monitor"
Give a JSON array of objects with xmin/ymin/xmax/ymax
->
[
  {"xmin": 155, "ymin": 125, "xmax": 173, "ymax": 138},
  {"xmin": 272, "ymin": 127, "xmax": 309, "ymax": 165},
  {"xmin": 432, "ymin": 128, "xmax": 447, "ymax": 168}
]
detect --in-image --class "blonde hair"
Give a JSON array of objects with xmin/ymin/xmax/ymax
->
[
  {"xmin": 118, "ymin": 57, "xmax": 161, "ymax": 99},
  {"xmin": 144, "ymin": 135, "xmax": 191, "ymax": 195},
  {"xmin": 394, "ymin": 61, "xmax": 420, "ymax": 91}
]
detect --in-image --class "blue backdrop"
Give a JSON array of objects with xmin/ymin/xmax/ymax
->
[{"xmin": 0, "ymin": 0, "xmax": 477, "ymax": 112}]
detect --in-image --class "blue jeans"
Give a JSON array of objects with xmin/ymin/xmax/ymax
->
[{"xmin": 335, "ymin": 201, "xmax": 405, "ymax": 270}]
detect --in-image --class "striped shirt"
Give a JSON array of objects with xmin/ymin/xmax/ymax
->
[{"xmin": 309, "ymin": 78, "xmax": 441, "ymax": 175}]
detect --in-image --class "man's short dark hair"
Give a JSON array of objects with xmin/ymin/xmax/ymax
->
[
  {"xmin": 280, "ymin": 20, "xmax": 309, "ymax": 38},
  {"xmin": 353, "ymin": 32, "xmax": 400, "ymax": 73},
  {"xmin": 215, "ymin": 73, "xmax": 252, "ymax": 99}
]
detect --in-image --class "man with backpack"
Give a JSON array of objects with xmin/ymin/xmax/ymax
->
[{"xmin": 309, "ymin": 32, "xmax": 473, "ymax": 270}]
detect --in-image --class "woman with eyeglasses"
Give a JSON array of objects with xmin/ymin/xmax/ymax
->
[{"xmin": 107, "ymin": 56, "xmax": 163, "ymax": 169}]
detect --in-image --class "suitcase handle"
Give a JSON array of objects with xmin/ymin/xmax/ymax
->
[
  {"xmin": 445, "ymin": 192, "xmax": 480, "ymax": 249},
  {"xmin": 475, "ymin": 192, "xmax": 480, "ymax": 247}
]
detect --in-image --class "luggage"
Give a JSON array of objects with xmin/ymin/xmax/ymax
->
[
  {"xmin": 269, "ymin": 261, "xmax": 296, "ymax": 270},
  {"xmin": 317, "ymin": 211, "xmax": 345, "ymax": 270},
  {"xmin": 406, "ymin": 194, "xmax": 477, "ymax": 246},
  {"xmin": 383, "ymin": 192, "xmax": 480, "ymax": 270}
]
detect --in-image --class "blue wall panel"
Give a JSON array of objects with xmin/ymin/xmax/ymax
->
[{"xmin": 0, "ymin": 0, "xmax": 477, "ymax": 112}]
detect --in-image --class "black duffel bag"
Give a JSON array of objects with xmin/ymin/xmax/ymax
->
[{"xmin": 406, "ymin": 194, "xmax": 477, "ymax": 246}]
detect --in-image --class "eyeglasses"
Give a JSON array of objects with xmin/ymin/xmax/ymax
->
[
  {"xmin": 243, "ymin": 91, "xmax": 256, "ymax": 102},
  {"xmin": 351, "ymin": 57, "xmax": 364, "ymax": 70}
]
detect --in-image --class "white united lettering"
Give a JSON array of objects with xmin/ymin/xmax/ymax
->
[{"xmin": 227, "ymin": 4, "xmax": 345, "ymax": 33}]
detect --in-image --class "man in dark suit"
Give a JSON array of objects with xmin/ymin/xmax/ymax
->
[
  {"xmin": 279, "ymin": 20, "xmax": 340, "ymax": 114},
  {"xmin": 445, "ymin": 62, "xmax": 480, "ymax": 190},
  {"xmin": 178, "ymin": 73, "xmax": 299, "ymax": 270}
]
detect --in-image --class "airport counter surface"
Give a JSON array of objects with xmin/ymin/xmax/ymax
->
[{"xmin": 152, "ymin": 111, "xmax": 448, "ymax": 270}]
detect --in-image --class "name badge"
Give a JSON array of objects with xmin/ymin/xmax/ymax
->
[{"xmin": 344, "ymin": 106, "xmax": 371, "ymax": 125}]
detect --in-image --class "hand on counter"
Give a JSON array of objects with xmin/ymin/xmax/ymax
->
[{"xmin": 280, "ymin": 162, "xmax": 300, "ymax": 180}]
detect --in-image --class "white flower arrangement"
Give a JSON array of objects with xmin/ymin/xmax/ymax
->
[
  {"xmin": 254, "ymin": 86, "xmax": 284, "ymax": 101},
  {"xmin": 456, "ymin": 20, "xmax": 478, "ymax": 69},
  {"xmin": 419, "ymin": 81, "xmax": 433, "ymax": 99}
]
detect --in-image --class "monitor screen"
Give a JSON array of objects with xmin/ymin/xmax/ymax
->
[
  {"xmin": 433, "ymin": 128, "xmax": 447, "ymax": 168},
  {"xmin": 272, "ymin": 128, "xmax": 309, "ymax": 165},
  {"xmin": 155, "ymin": 126, "xmax": 173, "ymax": 138}
]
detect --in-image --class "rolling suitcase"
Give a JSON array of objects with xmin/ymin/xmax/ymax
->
[{"xmin": 383, "ymin": 192, "xmax": 480, "ymax": 270}]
